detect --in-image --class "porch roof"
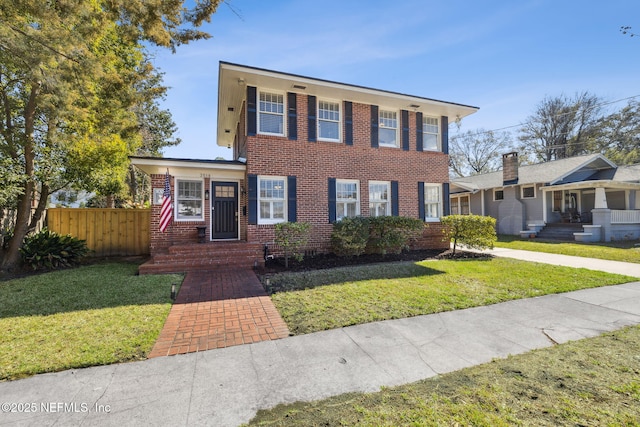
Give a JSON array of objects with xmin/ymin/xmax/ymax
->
[
  {"xmin": 130, "ymin": 156, "xmax": 246, "ymax": 179},
  {"xmin": 541, "ymin": 180, "xmax": 640, "ymax": 192}
]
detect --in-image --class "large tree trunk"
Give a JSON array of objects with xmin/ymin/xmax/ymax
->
[
  {"xmin": 28, "ymin": 183, "xmax": 50, "ymax": 233},
  {"xmin": 1, "ymin": 82, "xmax": 40, "ymax": 273}
]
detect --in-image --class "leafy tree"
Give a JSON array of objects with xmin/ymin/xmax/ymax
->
[
  {"xmin": 0, "ymin": 0, "xmax": 223, "ymax": 273},
  {"xmin": 518, "ymin": 92, "xmax": 602, "ymax": 162},
  {"xmin": 441, "ymin": 215, "xmax": 497, "ymax": 256},
  {"xmin": 274, "ymin": 222, "xmax": 311, "ymax": 269},
  {"xmin": 449, "ymin": 129, "xmax": 513, "ymax": 177},
  {"xmin": 593, "ymin": 100, "xmax": 640, "ymax": 165}
]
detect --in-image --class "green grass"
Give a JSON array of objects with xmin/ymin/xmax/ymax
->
[
  {"xmin": 495, "ymin": 235, "xmax": 640, "ymax": 263},
  {"xmin": 269, "ymin": 258, "xmax": 635, "ymax": 335},
  {"xmin": 0, "ymin": 262, "xmax": 183, "ymax": 381},
  {"xmin": 247, "ymin": 325, "xmax": 640, "ymax": 426}
]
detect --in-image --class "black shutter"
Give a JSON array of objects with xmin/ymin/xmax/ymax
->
[
  {"xmin": 416, "ymin": 112, "xmax": 423, "ymax": 151},
  {"xmin": 441, "ymin": 116, "xmax": 449, "ymax": 154},
  {"xmin": 418, "ymin": 182, "xmax": 425, "ymax": 220},
  {"xmin": 328, "ymin": 177, "xmax": 337, "ymax": 223},
  {"xmin": 442, "ymin": 183, "xmax": 450, "ymax": 216},
  {"xmin": 344, "ymin": 101, "xmax": 353, "ymax": 146},
  {"xmin": 401, "ymin": 110, "xmax": 410, "ymax": 151},
  {"xmin": 370, "ymin": 105, "xmax": 379, "ymax": 148},
  {"xmin": 287, "ymin": 92, "xmax": 297, "ymax": 140},
  {"xmin": 287, "ymin": 176, "xmax": 297, "ymax": 222},
  {"xmin": 391, "ymin": 181, "xmax": 399, "ymax": 216},
  {"xmin": 248, "ymin": 174, "xmax": 258, "ymax": 225},
  {"xmin": 247, "ymin": 86, "xmax": 257, "ymax": 136},
  {"xmin": 308, "ymin": 95, "xmax": 317, "ymax": 142}
]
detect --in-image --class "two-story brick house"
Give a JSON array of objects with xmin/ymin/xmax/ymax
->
[{"xmin": 131, "ymin": 62, "xmax": 478, "ymax": 273}]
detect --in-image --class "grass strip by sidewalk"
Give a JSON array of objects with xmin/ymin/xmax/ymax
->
[
  {"xmin": 247, "ymin": 325, "xmax": 640, "ymax": 426},
  {"xmin": 270, "ymin": 258, "xmax": 635, "ymax": 335},
  {"xmin": 0, "ymin": 262, "xmax": 183, "ymax": 381},
  {"xmin": 495, "ymin": 235, "xmax": 640, "ymax": 263}
]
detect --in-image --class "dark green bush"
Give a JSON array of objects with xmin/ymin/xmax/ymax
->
[
  {"xmin": 20, "ymin": 228, "xmax": 89, "ymax": 270},
  {"xmin": 441, "ymin": 214, "xmax": 497, "ymax": 255},
  {"xmin": 331, "ymin": 217, "xmax": 370, "ymax": 257},
  {"xmin": 331, "ymin": 216, "xmax": 425, "ymax": 257}
]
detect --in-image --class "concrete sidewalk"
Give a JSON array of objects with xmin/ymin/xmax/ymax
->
[
  {"xmin": 2, "ymin": 278, "xmax": 640, "ymax": 426},
  {"xmin": 473, "ymin": 246, "xmax": 640, "ymax": 278}
]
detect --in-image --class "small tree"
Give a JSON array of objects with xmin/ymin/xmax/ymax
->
[
  {"xmin": 367, "ymin": 216, "xmax": 425, "ymax": 255},
  {"xmin": 274, "ymin": 222, "xmax": 311, "ymax": 268},
  {"xmin": 441, "ymin": 215, "xmax": 497, "ymax": 256},
  {"xmin": 330, "ymin": 217, "xmax": 370, "ymax": 257}
]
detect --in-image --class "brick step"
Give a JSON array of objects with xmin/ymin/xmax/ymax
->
[
  {"xmin": 168, "ymin": 242, "xmax": 264, "ymax": 255},
  {"xmin": 151, "ymin": 252, "xmax": 261, "ymax": 266}
]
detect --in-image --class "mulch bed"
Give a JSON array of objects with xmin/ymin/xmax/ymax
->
[{"xmin": 259, "ymin": 249, "xmax": 492, "ymax": 274}]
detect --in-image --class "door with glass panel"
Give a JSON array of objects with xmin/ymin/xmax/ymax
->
[{"xmin": 211, "ymin": 182, "xmax": 238, "ymax": 239}]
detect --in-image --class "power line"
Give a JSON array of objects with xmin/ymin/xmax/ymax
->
[{"xmin": 450, "ymin": 94, "xmax": 640, "ymax": 140}]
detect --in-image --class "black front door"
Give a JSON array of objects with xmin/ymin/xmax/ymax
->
[{"xmin": 211, "ymin": 181, "xmax": 238, "ymax": 239}]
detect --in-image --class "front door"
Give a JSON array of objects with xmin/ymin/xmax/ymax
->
[{"xmin": 211, "ymin": 181, "xmax": 238, "ymax": 240}]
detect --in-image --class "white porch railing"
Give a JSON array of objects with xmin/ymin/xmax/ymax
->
[{"xmin": 611, "ymin": 210, "xmax": 640, "ymax": 224}]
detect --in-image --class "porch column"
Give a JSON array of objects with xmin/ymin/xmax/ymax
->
[
  {"xmin": 591, "ymin": 208, "xmax": 611, "ymax": 242},
  {"xmin": 542, "ymin": 188, "xmax": 547, "ymax": 223},
  {"xmin": 594, "ymin": 187, "xmax": 608, "ymax": 209}
]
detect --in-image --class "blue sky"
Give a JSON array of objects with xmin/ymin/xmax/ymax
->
[{"xmin": 153, "ymin": 0, "xmax": 640, "ymax": 160}]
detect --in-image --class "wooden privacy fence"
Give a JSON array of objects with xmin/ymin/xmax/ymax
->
[{"xmin": 47, "ymin": 208, "xmax": 150, "ymax": 257}]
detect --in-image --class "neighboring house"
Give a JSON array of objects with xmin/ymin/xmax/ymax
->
[
  {"xmin": 450, "ymin": 152, "xmax": 640, "ymax": 242},
  {"xmin": 130, "ymin": 62, "xmax": 479, "ymax": 272}
]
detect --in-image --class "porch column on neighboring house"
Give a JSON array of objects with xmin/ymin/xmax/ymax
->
[
  {"xmin": 592, "ymin": 187, "xmax": 611, "ymax": 242},
  {"xmin": 481, "ymin": 189, "xmax": 486, "ymax": 216},
  {"xmin": 542, "ymin": 189, "xmax": 547, "ymax": 224}
]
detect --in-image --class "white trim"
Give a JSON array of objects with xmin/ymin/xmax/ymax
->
[
  {"xmin": 521, "ymin": 185, "xmax": 536, "ymax": 199},
  {"xmin": 423, "ymin": 183, "xmax": 442, "ymax": 222},
  {"xmin": 257, "ymin": 175, "xmax": 287, "ymax": 225},
  {"xmin": 174, "ymin": 177, "xmax": 205, "ymax": 221},
  {"xmin": 378, "ymin": 108, "xmax": 399, "ymax": 148},
  {"xmin": 422, "ymin": 115, "xmax": 440, "ymax": 151},
  {"xmin": 336, "ymin": 179, "xmax": 360, "ymax": 220},
  {"xmin": 317, "ymin": 98, "xmax": 342, "ymax": 143},
  {"xmin": 257, "ymin": 90, "xmax": 286, "ymax": 137},
  {"xmin": 368, "ymin": 180, "xmax": 391, "ymax": 217}
]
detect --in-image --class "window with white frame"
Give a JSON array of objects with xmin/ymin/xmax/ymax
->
[
  {"xmin": 521, "ymin": 185, "xmax": 536, "ymax": 199},
  {"xmin": 450, "ymin": 195, "xmax": 470, "ymax": 215},
  {"xmin": 336, "ymin": 179, "xmax": 359, "ymax": 220},
  {"xmin": 258, "ymin": 91, "xmax": 284, "ymax": 135},
  {"xmin": 258, "ymin": 176, "xmax": 286, "ymax": 224},
  {"xmin": 176, "ymin": 179, "xmax": 204, "ymax": 220},
  {"xmin": 379, "ymin": 109, "xmax": 398, "ymax": 147},
  {"xmin": 424, "ymin": 184, "xmax": 441, "ymax": 221},
  {"xmin": 423, "ymin": 116, "xmax": 440, "ymax": 151},
  {"xmin": 494, "ymin": 189, "xmax": 504, "ymax": 201},
  {"xmin": 369, "ymin": 181, "xmax": 390, "ymax": 217},
  {"xmin": 318, "ymin": 100, "xmax": 340, "ymax": 141}
]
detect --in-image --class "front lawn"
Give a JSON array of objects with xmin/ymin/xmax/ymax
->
[
  {"xmin": 248, "ymin": 325, "xmax": 640, "ymax": 426},
  {"xmin": 495, "ymin": 235, "xmax": 640, "ymax": 263},
  {"xmin": 0, "ymin": 262, "xmax": 183, "ymax": 381},
  {"xmin": 269, "ymin": 258, "xmax": 634, "ymax": 335}
]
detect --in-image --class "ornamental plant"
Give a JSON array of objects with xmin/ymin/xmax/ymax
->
[
  {"xmin": 441, "ymin": 214, "xmax": 497, "ymax": 255},
  {"xmin": 19, "ymin": 228, "xmax": 90, "ymax": 270},
  {"xmin": 274, "ymin": 222, "xmax": 311, "ymax": 268},
  {"xmin": 330, "ymin": 217, "xmax": 370, "ymax": 257}
]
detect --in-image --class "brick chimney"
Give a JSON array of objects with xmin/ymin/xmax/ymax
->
[{"xmin": 502, "ymin": 152, "xmax": 519, "ymax": 185}]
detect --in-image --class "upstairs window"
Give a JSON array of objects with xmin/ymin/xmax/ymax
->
[
  {"xmin": 318, "ymin": 100, "xmax": 340, "ymax": 142},
  {"xmin": 379, "ymin": 109, "xmax": 398, "ymax": 147},
  {"xmin": 369, "ymin": 181, "xmax": 390, "ymax": 217},
  {"xmin": 336, "ymin": 179, "xmax": 360, "ymax": 220},
  {"xmin": 423, "ymin": 116, "xmax": 440, "ymax": 151},
  {"xmin": 259, "ymin": 91, "xmax": 284, "ymax": 135},
  {"xmin": 176, "ymin": 179, "xmax": 204, "ymax": 221},
  {"xmin": 258, "ymin": 176, "xmax": 286, "ymax": 224}
]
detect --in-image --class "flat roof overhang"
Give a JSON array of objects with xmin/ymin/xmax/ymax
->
[
  {"xmin": 130, "ymin": 156, "xmax": 246, "ymax": 180},
  {"xmin": 217, "ymin": 61, "xmax": 479, "ymax": 147},
  {"xmin": 542, "ymin": 180, "xmax": 640, "ymax": 192}
]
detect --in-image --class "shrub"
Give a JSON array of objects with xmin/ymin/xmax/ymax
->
[
  {"xmin": 367, "ymin": 216, "xmax": 425, "ymax": 255},
  {"xmin": 331, "ymin": 216, "xmax": 425, "ymax": 257},
  {"xmin": 274, "ymin": 222, "xmax": 311, "ymax": 268},
  {"xmin": 20, "ymin": 228, "xmax": 90, "ymax": 270},
  {"xmin": 331, "ymin": 217, "xmax": 370, "ymax": 257},
  {"xmin": 441, "ymin": 214, "xmax": 497, "ymax": 255}
]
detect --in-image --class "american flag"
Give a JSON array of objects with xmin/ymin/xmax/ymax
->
[{"xmin": 159, "ymin": 170, "xmax": 172, "ymax": 232}]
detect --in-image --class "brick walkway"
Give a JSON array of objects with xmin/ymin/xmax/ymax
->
[{"xmin": 148, "ymin": 269, "xmax": 290, "ymax": 358}]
